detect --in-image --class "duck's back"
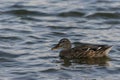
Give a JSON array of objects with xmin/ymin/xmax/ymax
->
[{"xmin": 59, "ymin": 44, "xmax": 112, "ymax": 59}]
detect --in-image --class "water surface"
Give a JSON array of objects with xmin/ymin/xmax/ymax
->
[{"xmin": 0, "ymin": 0, "xmax": 120, "ymax": 80}]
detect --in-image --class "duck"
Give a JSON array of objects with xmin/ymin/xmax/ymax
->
[{"xmin": 51, "ymin": 38, "xmax": 112, "ymax": 59}]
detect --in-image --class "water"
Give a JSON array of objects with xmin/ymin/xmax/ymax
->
[{"xmin": 0, "ymin": 0, "xmax": 120, "ymax": 80}]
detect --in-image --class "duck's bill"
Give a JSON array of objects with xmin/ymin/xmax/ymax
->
[{"xmin": 51, "ymin": 44, "xmax": 60, "ymax": 50}]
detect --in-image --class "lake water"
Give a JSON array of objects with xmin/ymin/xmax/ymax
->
[{"xmin": 0, "ymin": 0, "xmax": 120, "ymax": 80}]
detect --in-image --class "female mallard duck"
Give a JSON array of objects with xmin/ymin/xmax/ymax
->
[{"xmin": 52, "ymin": 38, "xmax": 112, "ymax": 59}]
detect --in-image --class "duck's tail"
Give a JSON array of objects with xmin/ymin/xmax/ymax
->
[{"xmin": 104, "ymin": 45, "xmax": 113, "ymax": 55}]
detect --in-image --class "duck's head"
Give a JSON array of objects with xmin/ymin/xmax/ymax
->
[{"xmin": 52, "ymin": 38, "xmax": 72, "ymax": 50}]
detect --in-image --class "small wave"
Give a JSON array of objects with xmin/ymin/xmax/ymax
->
[
  {"xmin": 104, "ymin": 20, "xmax": 120, "ymax": 24},
  {"xmin": 0, "ymin": 51, "xmax": 19, "ymax": 58},
  {"xmin": 48, "ymin": 26, "xmax": 75, "ymax": 30},
  {"xmin": 22, "ymin": 40, "xmax": 41, "ymax": 45},
  {"xmin": 21, "ymin": 17, "xmax": 41, "ymax": 21},
  {"xmin": 38, "ymin": 56, "xmax": 58, "ymax": 59},
  {"xmin": 43, "ymin": 32, "xmax": 68, "ymax": 38},
  {"xmin": 10, "ymin": 4, "xmax": 38, "ymax": 8},
  {"xmin": 28, "ymin": 35, "xmax": 40, "ymax": 39},
  {"xmin": 51, "ymin": 32, "xmax": 67, "ymax": 36},
  {"xmin": 58, "ymin": 11, "xmax": 85, "ymax": 17},
  {"xmin": 10, "ymin": 4, "xmax": 25, "ymax": 8},
  {"xmin": 0, "ymin": 28, "xmax": 32, "ymax": 34},
  {"xmin": 105, "ymin": 67, "xmax": 120, "ymax": 74},
  {"xmin": 11, "ymin": 71, "xmax": 28, "ymax": 75},
  {"xmin": 40, "ymin": 68, "xmax": 58, "ymax": 72},
  {"xmin": 100, "ymin": 40, "xmax": 116, "ymax": 43},
  {"xmin": 0, "ymin": 36, "xmax": 22, "ymax": 42},
  {"xmin": 11, "ymin": 75, "xmax": 37, "ymax": 80},
  {"xmin": 4, "ymin": 9, "xmax": 50, "ymax": 16},
  {"xmin": 0, "ymin": 57, "xmax": 14, "ymax": 62},
  {"xmin": 86, "ymin": 12, "xmax": 120, "ymax": 19},
  {"xmin": 116, "ymin": 47, "xmax": 120, "ymax": 51},
  {"xmin": 10, "ymin": 3, "xmax": 38, "ymax": 8}
]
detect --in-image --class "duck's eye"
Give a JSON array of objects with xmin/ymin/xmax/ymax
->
[
  {"xmin": 62, "ymin": 40, "xmax": 67, "ymax": 42},
  {"xmin": 61, "ymin": 40, "xmax": 65, "ymax": 43},
  {"xmin": 60, "ymin": 40, "xmax": 65, "ymax": 43}
]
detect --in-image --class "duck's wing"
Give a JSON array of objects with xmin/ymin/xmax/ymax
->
[
  {"xmin": 74, "ymin": 42, "xmax": 112, "ymax": 51},
  {"xmin": 72, "ymin": 44, "xmax": 112, "ymax": 58},
  {"xmin": 74, "ymin": 42, "xmax": 111, "ymax": 47}
]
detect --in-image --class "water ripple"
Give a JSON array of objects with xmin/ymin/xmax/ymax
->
[
  {"xmin": 0, "ymin": 0, "xmax": 120, "ymax": 80},
  {"xmin": 58, "ymin": 11, "xmax": 85, "ymax": 17},
  {"xmin": 3, "ymin": 9, "xmax": 51, "ymax": 16},
  {"xmin": 0, "ymin": 57, "xmax": 14, "ymax": 62},
  {"xmin": 86, "ymin": 12, "xmax": 120, "ymax": 19},
  {"xmin": 0, "ymin": 51, "xmax": 19, "ymax": 58},
  {"xmin": 0, "ymin": 36, "xmax": 22, "ymax": 42},
  {"xmin": 40, "ymin": 68, "xmax": 58, "ymax": 73},
  {"xmin": 0, "ymin": 28, "xmax": 32, "ymax": 34}
]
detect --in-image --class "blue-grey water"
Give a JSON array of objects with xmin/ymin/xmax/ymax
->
[{"xmin": 0, "ymin": 0, "xmax": 120, "ymax": 80}]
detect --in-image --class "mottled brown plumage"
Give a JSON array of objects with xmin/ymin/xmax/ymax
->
[{"xmin": 52, "ymin": 38, "xmax": 112, "ymax": 59}]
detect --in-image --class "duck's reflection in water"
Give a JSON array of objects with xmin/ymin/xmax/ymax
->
[{"xmin": 61, "ymin": 57, "xmax": 110, "ymax": 67}]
